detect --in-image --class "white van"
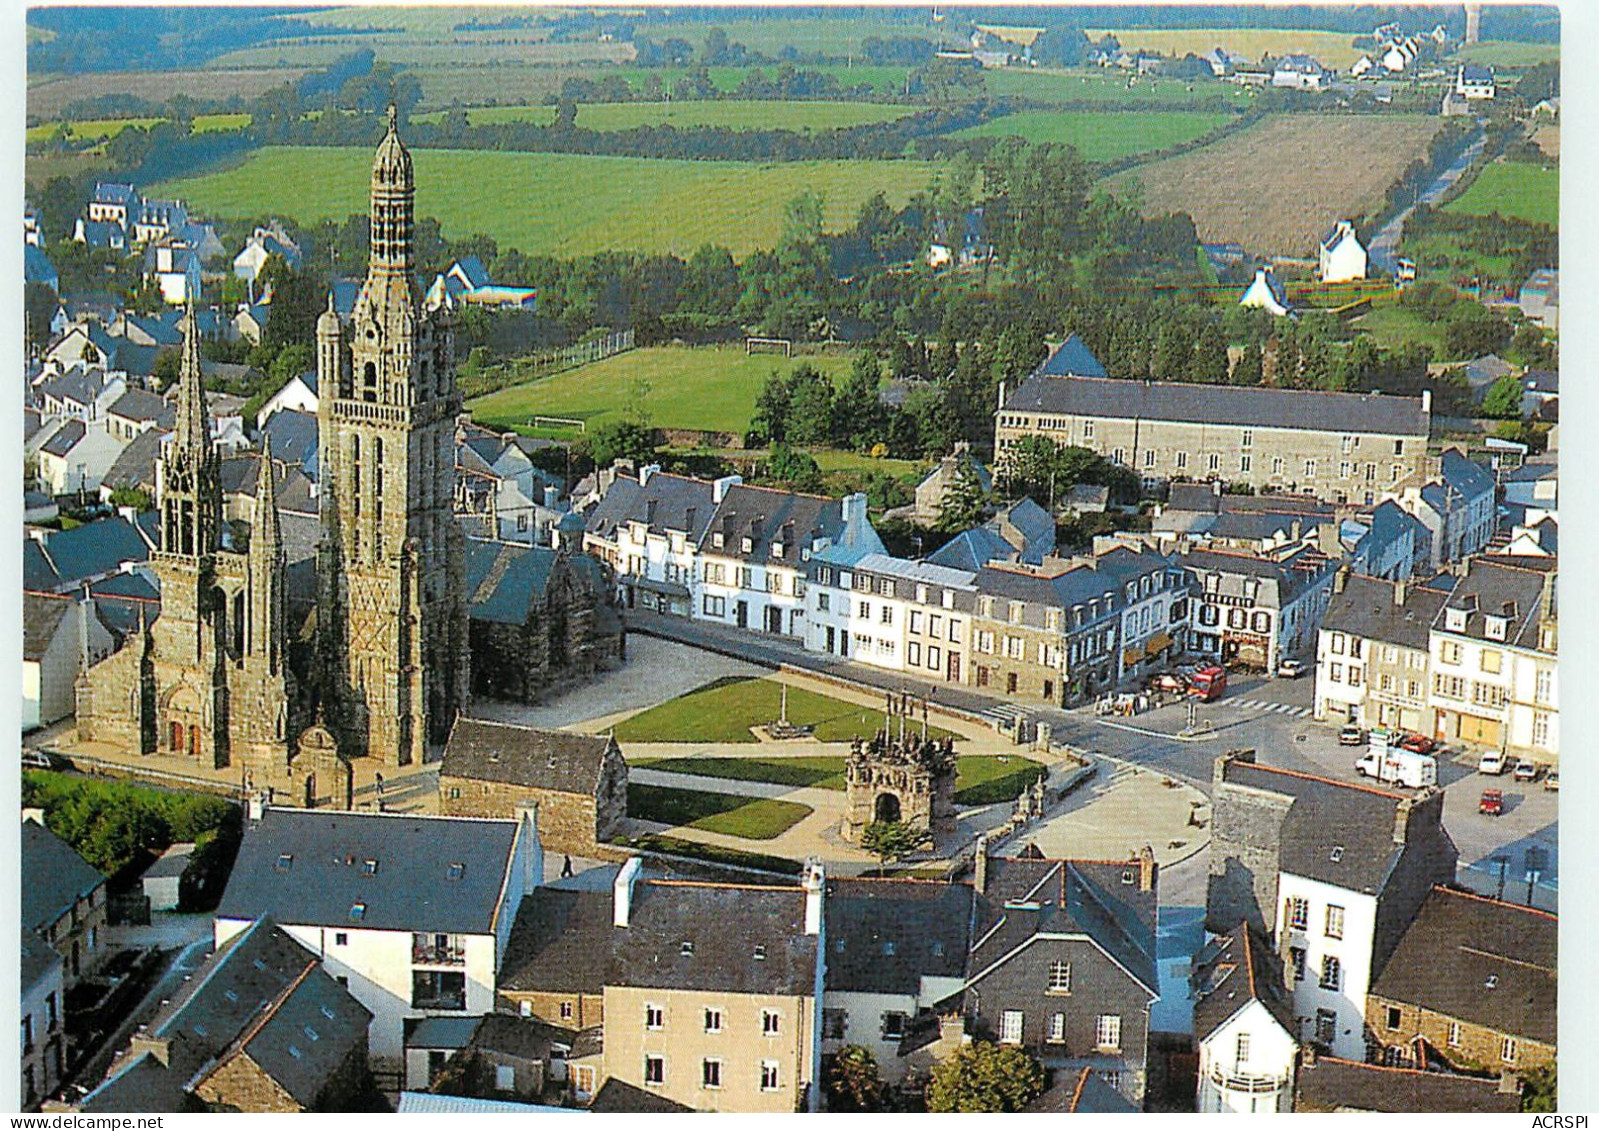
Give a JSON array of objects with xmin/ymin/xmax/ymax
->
[{"xmin": 1355, "ymin": 746, "xmax": 1438, "ymax": 789}]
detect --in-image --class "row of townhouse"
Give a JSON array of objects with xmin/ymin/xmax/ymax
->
[
  {"xmin": 1315, "ymin": 558, "xmax": 1558, "ymax": 760},
  {"xmin": 581, "ymin": 465, "xmax": 883, "ymax": 636},
  {"xmin": 803, "ymin": 544, "xmax": 1188, "ymax": 707},
  {"xmin": 1196, "ymin": 749, "xmax": 1551, "ymax": 1114}
]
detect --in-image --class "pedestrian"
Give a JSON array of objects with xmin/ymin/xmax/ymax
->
[
  {"xmin": 561, "ymin": 854, "xmax": 573, "ymax": 878},
  {"xmin": 375, "ymin": 772, "xmax": 385, "ymax": 796}
]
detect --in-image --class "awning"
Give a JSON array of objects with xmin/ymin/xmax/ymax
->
[{"xmin": 1146, "ymin": 631, "xmax": 1174, "ymax": 657}]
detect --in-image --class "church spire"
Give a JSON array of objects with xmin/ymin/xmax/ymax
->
[
  {"xmin": 254, "ymin": 432, "xmax": 281, "ymax": 554},
  {"xmin": 368, "ymin": 103, "xmax": 414, "ymax": 280},
  {"xmin": 174, "ymin": 296, "xmax": 210, "ymax": 453},
  {"xmin": 158, "ymin": 297, "xmax": 221, "ymax": 558}
]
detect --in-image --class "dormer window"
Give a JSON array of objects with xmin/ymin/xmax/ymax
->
[
  {"xmin": 681, "ymin": 941, "xmax": 695, "ymax": 956},
  {"xmin": 713, "ymin": 532, "xmax": 725, "ymax": 548},
  {"xmin": 349, "ymin": 902, "xmax": 367, "ymax": 922},
  {"xmin": 754, "ymin": 944, "xmax": 767, "ymax": 961},
  {"xmin": 362, "ymin": 859, "xmax": 379, "ymax": 876},
  {"xmin": 1330, "ymin": 846, "xmax": 1344, "ymax": 862},
  {"xmin": 772, "ymin": 542, "xmax": 784, "ymax": 558},
  {"xmin": 446, "ymin": 862, "xmax": 464, "ymax": 881},
  {"xmin": 275, "ymin": 853, "xmax": 293, "ymax": 872},
  {"xmin": 1485, "ymin": 616, "xmax": 1507, "ymax": 640},
  {"xmin": 742, "ymin": 537, "xmax": 754, "ymax": 554}
]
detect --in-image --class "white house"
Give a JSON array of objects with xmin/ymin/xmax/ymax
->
[
  {"xmin": 36, "ymin": 420, "xmax": 127, "ymax": 497},
  {"xmin": 214, "ymin": 805, "xmax": 543, "ymax": 1069},
  {"xmin": 1455, "ymin": 63, "xmax": 1496, "ymax": 99},
  {"xmin": 1239, "ymin": 267, "xmax": 1292, "ymax": 317},
  {"xmin": 1318, "ymin": 221, "xmax": 1368, "ymax": 284},
  {"xmin": 1180, "ymin": 546, "xmax": 1338, "ymax": 671},
  {"xmin": 805, "ymin": 549, "xmax": 975, "ymax": 681},
  {"xmin": 1272, "ymin": 55, "xmax": 1328, "ymax": 89},
  {"xmin": 146, "ymin": 241, "xmax": 202, "ymax": 305},
  {"xmin": 233, "ymin": 223, "xmax": 302, "ymax": 290},
  {"xmin": 23, "ymin": 594, "xmax": 112, "ymax": 729},
  {"xmin": 140, "ymin": 842, "xmax": 195, "ymax": 912},
  {"xmin": 1192, "ymin": 926, "xmax": 1298, "ymax": 1113}
]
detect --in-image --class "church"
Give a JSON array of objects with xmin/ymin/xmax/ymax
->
[{"xmin": 75, "ymin": 109, "xmax": 622, "ymax": 789}]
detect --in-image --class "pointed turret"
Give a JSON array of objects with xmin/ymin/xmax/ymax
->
[
  {"xmin": 247, "ymin": 433, "xmax": 286, "ymax": 674},
  {"xmin": 254, "ymin": 433, "xmax": 281, "ymax": 555},
  {"xmin": 174, "ymin": 296, "xmax": 211, "ymax": 451}
]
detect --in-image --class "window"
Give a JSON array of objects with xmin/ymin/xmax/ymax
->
[
  {"xmin": 928, "ymin": 646, "xmax": 941, "ymax": 670},
  {"xmin": 644, "ymin": 1056, "xmax": 665, "ymax": 1086},
  {"xmin": 762, "ymin": 1010, "xmax": 780, "ymax": 1036},
  {"xmin": 1289, "ymin": 946, "xmax": 1307, "ymax": 982},
  {"xmin": 560, "ymin": 1001, "xmax": 574, "ymax": 1021},
  {"xmin": 334, "ymin": 932, "xmax": 348, "ymax": 946},
  {"xmin": 1500, "ymin": 1037, "xmax": 1518, "ymax": 1064},
  {"xmin": 21, "ymin": 1016, "xmax": 32, "ymax": 1054},
  {"xmin": 999, "ymin": 1010, "xmax": 1024, "ymax": 1044},
  {"xmin": 1272, "ymin": 457, "xmax": 1284, "ymax": 476},
  {"xmin": 1240, "ymin": 453, "xmax": 1252, "ymax": 473},
  {"xmin": 1207, "ymin": 453, "xmax": 1220, "ymax": 472},
  {"xmin": 1536, "ymin": 669, "xmax": 1553, "ymax": 704},
  {"xmin": 1533, "ymin": 713, "xmax": 1551, "ymax": 747},
  {"xmin": 1339, "ymin": 461, "xmax": 1351, "ymax": 480},
  {"xmin": 823, "ymin": 1009, "xmax": 847, "ymax": 1040},
  {"xmin": 1447, "ymin": 1021, "xmax": 1461, "ymax": 1048},
  {"xmin": 760, "ymin": 1062, "xmax": 780, "ymax": 1091},
  {"xmin": 411, "ymin": 970, "xmax": 466, "ymax": 1010},
  {"xmin": 1144, "ymin": 449, "xmax": 1157, "ymax": 468},
  {"xmin": 1386, "ymin": 1007, "xmax": 1401, "ymax": 1030},
  {"xmin": 1441, "ymin": 640, "xmax": 1462, "ymax": 665},
  {"xmin": 1319, "ymin": 956, "xmax": 1341, "ymax": 991},
  {"xmin": 704, "ymin": 1008, "xmax": 722, "ymax": 1033},
  {"xmin": 1236, "ymin": 1033, "xmax": 1251, "ymax": 1065},
  {"xmin": 495, "ymin": 1063, "xmax": 516, "ymax": 1091},
  {"xmin": 702, "ymin": 1059, "xmax": 723, "ymax": 1089},
  {"xmin": 1304, "ymin": 459, "xmax": 1316, "ymax": 478},
  {"xmin": 1330, "ymin": 662, "xmax": 1343, "ymax": 682},
  {"xmin": 645, "ymin": 1004, "xmax": 664, "ymax": 1030},
  {"xmin": 1480, "ymin": 649, "xmax": 1502, "ymax": 674},
  {"xmin": 1096, "ymin": 1014, "xmax": 1121, "ymax": 1051},
  {"xmin": 1176, "ymin": 451, "xmax": 1189, "ymax": 470},
  {"xmin": 882, "ymin": 1011, "xmax": 907, "ymax": 1040},
  {"xmin": 1083, "ymin": 421, "xmax": 1095, "ymax": 440},
  {"xmin": 817, "ymin": 592, "xmax": 830, "ymax": 612},
  {"xmin": 703, "ymin": 595, "xmax": 725, "ymax": 617},
  {"xmin": 1048, "ymin": 1013, "xmax": 1066, "ymax": 1043},
  {"xmin": 880, "ymin": 605, "xmax": 893, "ymax": 625},
  {"xmin": 1324, "ymin": 905, "xmax": 1345, "ymax": 939},
  {"xmin": 362, "ymin": 858, "xmax": 378, "ymax": 876},
  {"xmin": 1287, "ymin": 897, "xmax": 1309, "ymax": 931},
  {"xmin": 1315, "ymin": 1010, "xmax": 1337, "ymax": 1046},
  {"xmin": 1047, "ymin": 961, "xmax": 1071, "ymax": 993},
  {"xmin": 1241, "ymin": 429, "xmax": 1253, "ymax": 448},
  {"xmin": 857, "ymin": 600, "xmax": 871, "ymax": 619}
]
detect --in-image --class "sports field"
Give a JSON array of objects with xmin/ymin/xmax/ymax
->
[
  {"xmin": 467, "ymin": 346, "xmax": 857, "ymax": 436},
  {"xmin": 1089, "ymin": 27, "xmax": 1365, "ymax": 69},
  {"xmin": 952, "ymin": 109, "xmax": 1233, "ymax": 161},
  {"xmin": 413, "ymin": 99, "xmax": 918, "ymax": 133},
  {"xmin": 155, "ymin": 147, "xmax": 941, "ymax": 259},
  {"xmin": 1444, "ymin": 159, "xmax": 1558, "ymax": 228},
  {"xmin": 1106, "ymin": 114, "xmax": 1442, "ymax": 256}
]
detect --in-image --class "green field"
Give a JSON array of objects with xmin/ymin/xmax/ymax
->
[
  {"xmin": 617, "ymin": 833, "xmax": 803, "ymax": 874},
  {"xmin": 953, "ymin": 109, "xmax": 1233, "ymax": 161},
  {"xmin": 468, "ymin": 346, "xmax": 858, "ymax": 435},
  {"xmin": 413, "ymin": 99, "xmax": 917, "ymax": 133},
  {"xmin": 985, "ymin": 67, "xmax": 1258, "ymax": 105},
  {"xmin": 602, "ymin": 63, "xmax": 915, "ymax": 96},
  {"xmin": 1091, "ymin": 26, "xmax": 1365, "ymax": 69},
  {"xmin": 155, "ymin": 147, "xmax": 939, "ymax": 260},
  {"xmin": 27, "ymin": 112, "xmax": 253, "ymax": 147},
  {"xmin": 1351, "ymin": 303, "xmax": 1448, "ymax": 357},
  {"xmin": 627, "ymin": 784, "xmax": 812, "ymax": 840},
  {"xmin": 630, "ymin": 753, "xmax": 1045, "ymax": 805},
  {"xmin": 1444, "ymin": 160, "xmax": 1558, "ymax": 228},
  {"xmin": 809, "ymin": 448, "xmax": 928, "ymax": 484},
  {"xmin": 1451, "ymin": 40, "xmax": 1561, "ymax": 69},
  {"xmin": 614, "ymin": 676, "xmax": 961, "ymax": 745}
]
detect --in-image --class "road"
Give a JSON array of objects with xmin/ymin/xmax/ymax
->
[{"xmin": 1367, "ymin": 123, "xmax": 1487, "ymax": 275}]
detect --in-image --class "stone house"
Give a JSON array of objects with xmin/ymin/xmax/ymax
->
[
  {"xmin": 22, "ymin": 816, "xmax": 109, "ymax": 989},
  {"xmin": 496, "ymin": 887, "xmax": 613, "ymax": 1031},
  {"xmin": 912, "ymin": 443, "xmax": 992, "ymax": 524},
  {"xmin": 1364, "ymin": 887, "xmax": 1554, "ymax": 1075},
  {"xmin": 75, "ymin": 919, "xmax": 373, "ymax": 1113},
  {"xmin": 1387, "ymin": 448, "xmax": 1497, "ymax": 569},
  {"xmin": 996, "ymin": 356, "xmax": 1430, "ymax": 503},
  {"xmin": 961, "ymin": 851, "xmax": 1160, "ymax": 1108},
  {"xmin": 1192, "ymin": 924, "xmax": 1298, "ymax": 1113},
  {"xmin": 463, "ymin": 540, "xmax": 624, "ymax": 705},
  {"xmin": 439, "ymin": 718, "xmax": 626, "ymax": 856},
  {"xmin": 408, "ymin": 1013, "xmax": 577, "ymax": 1100},
  {"xmin": 214, "ymin": 806, "xmax": 543, "ymax": 1069},
  {"xmin": 1315, "ymin": 573, "xmax": 1448, "ymax": 731},
  {"xmin": 1205, "ymin": 751, "xmax": 1458, "ymax": 1061},
  {"xmin": 105, "ymin": 388, "xmax": 174, "ymax": 444},
  {"xmin": 1181, "ymin": 545, "xmax": 1339, "ymax": 671},
  {"xmin": 1292, "ymin": 1049, "xmax": 1521, "ymax": 1112}
]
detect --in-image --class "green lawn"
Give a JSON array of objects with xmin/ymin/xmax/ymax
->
[
  {"xmin": 810, "ymin": 448, "xmax": 929, "ymax": 484},
  {"xmin": 1450, "ymin": 40, "xmax": 1561, "ymax": 69},
  {"xmin": 613, "ymin": 676, "xmax": 961, "ymax": 745},
  {"xmin": 154, "ymin": 146, "xmax": 940, "ymax": 260},
  {"xmin": 984, "ymin": 67, "xmax": 1257, "ymax": 106},
  {"xmin": 416, "ymin": 99, "xmax": 918, "ymax": 133},
  {"xmin": 626, "ymin": 784, "xmax": 812, "ymax": 840},
  {"xmin": 467, "ymin": 345, "xmax": 857, "ymax": 435},
  {"xmin": 952, "ymin": 110, "xmax": 1233, "ymax": 161},
  {"xmin": 1444, "ymin": 159, "xmax": 1558, "ymax": 228},
  {"xmin": 615, "ymin": 833, "xmax": 803, "ymax": 874},
  {"xmin": 630, "ymin": 753, "xmax": 1046, "ymax": 805},
  {"xmin": 1351, "ymin": 302, "xmax": 1448, "ymax": 357},
  {"xmin": 603, "ymin": 64, "xmax": 915, "ymax": 96}
]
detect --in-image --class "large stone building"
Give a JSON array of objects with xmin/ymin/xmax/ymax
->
[{"xmin": 995, "ymin": 343, "xmax": 1432, "ymax": 503}]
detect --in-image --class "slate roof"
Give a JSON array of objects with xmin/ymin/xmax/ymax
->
[
  {"xmin": 1294, "ymin": 1055, "xmax": 1520, "ymax": 1113},
  {"xmin": 1434, "ymin": 559, "xmax": 1550, "ymax": 649},
  {"xmin": 702, "ymin": 482, "xmax": 853, "ymax": 568},
  {"xmin": 21, "ymin": 818, "xmax": 105, "ymax": 933},
  {"xmin": 823, "ymin": 877, "xmax": 973, "ymax": 994},
  {"xmin": 1023, "ymin": 1065, "xmax": 1139, "ymax": 1112},
  {"xmin": 973, "ymin": 546, "xmax": 1180, "ymax": 630},
  {"xmin": 441, "ymin": 717, "xmax": 615, "ymax": 796},
  {"xmin": 43, "ymin": 516, "xmax": 150, "ymax": 586},
  {"xmin": 970, "ymin": 856, "xmax": 1158, "ymax": 997},
  {"xmin": 1036, "ymin": 334, "xmax": 1108, "ymax": 379},
  {"xmin": 405, "ymin": 1015, "xmax": 480, "ymax": 1050},
  {"xmin": 1371, "ymin": 887, "xmax": 1555, "ymax": 1046},
  {"xmin": 25, "ymin": 243, "xmax": 58, "ymax": 287},
  {"xmin": 21, "ymin": 931, "xmax": 62, "ymax": 996},
  {"xmin": 1219, "ymin": 760, "xmax": 1452, "ymax": 894},
  {"xmin": 1003, "ymin": 375, "xmax": 1428, "ymax": 436},
  {"xmin": 1180, "ymin": 545, "xmax": 1333, "ymax": 606},
  {"xmin": 500, "ymin": 878, "xmax": 819, "ymax": 998},
  {"xmin": 1191, "ymin": 923, "xmax": 1295, "ymax": 1042},
  {"xmin": 1438, "ymin": 448, "xmax": 1495, "ymax": 498},
  {"xmin": 216, "ymin": 808, "xmax": 523, "ymax": 936},
  {"xmin": 80, "ymin": 919, "xmax": 371, "ymax": 1114},
  {"xmin": 142, "ymin": 842, "xmax": 195, "ymax": 881},
  {"xmin": 463, "ymin": 540, "xmax": 561, "ymax": 625},
  {"xmin": 1459, "ymin": 63, "xmax": 1495, "ymax": 83},
  {"xmin": 263, "ymin": 409, "xmax": 319, "ymax": 474},
  {"xmin": 468, "ymin": 1013, "xmax": 579, "ymax": 1061},
  {"xmin": 589, "ymin": 1078, "xmax": 694, "ymax": 1113},
  {"xmin": 927, "ymin": 527, "xmax": 1022, "ymax": 572},
  {"xmin": 23, "ymin": 540, "xmax": 61, "ymax": 592},
  {"xmin": 40, "ymin": 418, "xmax": 86, "ymax": 457},
  {"xmin": 93, "ymin": 182, "xmax": 139, "ymax": 207},
  {"xmin": 108, "ymin": 388, "xmax": 174, "ymax": 426},
  {"xmin": 23, "ymin": 594, "xmax": 73, "ymax": 662},
  {"xmin": 986, "ymin": 496, "xmax": 1056, "ymax": 561},
  {"xmin": 584, "ymin": 471, "xmax": 717, "ymax": 542},
  {"xmin": 1322, "ymin": 573, "xmax": 1449, "ymax": 652}
]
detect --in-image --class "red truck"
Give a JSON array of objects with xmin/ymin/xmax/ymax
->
[{"xmin": 1188, "ymin": 665, "xmax": 1228, "ymax": 702}]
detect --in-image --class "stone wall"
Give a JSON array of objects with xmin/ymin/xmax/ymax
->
[
  {"xmin": 1205, "ymin": 751, "xmax": 1293, "ymax": 936},
  {"xmin": 497, "ymin": 990, "xmax": 604, "ymax": 1032},
  {"xmin": 439, "ymin": 742, "xmax": 626, "ymax": 856},
  {"xmin": 1364, "ymin": 995, "xmax": 1554, "ymax": 1074}
]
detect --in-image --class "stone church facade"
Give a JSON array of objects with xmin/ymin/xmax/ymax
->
[{"xmin": 74, "ymin": 110, "xmax": 621, "ymax": 792}]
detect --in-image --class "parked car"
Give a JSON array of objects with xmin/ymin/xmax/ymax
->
[
  {"xmin": 1513, "ymin": 760, "xmax": 1539, "ymax": 782},
  {"xmin": 1277, "ymin": 659, "xmax": 1306, "ymax": 679},
  {"xmin": 1398, "ymin": 733, "xmax": 1436, "ymax": 755},
  {"xmin": 1545, "ymin": 771, "xmax": 1559, "ymax": 792},
  {"xmin": 1339, "ymin": 725, "xmax": 1365, "ymax": 746},
  {"xmin": 1478, "ymin": 788, "xmax": 1504, "ymax": 816},
  {"xmin": 21, "ymin": 750, "xmax": 53, "ymax": 770},
  {"xmin": 1477, "ymin": 750, "xmax": 1508, "ymax": 776}
]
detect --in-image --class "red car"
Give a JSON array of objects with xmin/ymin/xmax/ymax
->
[
  {"xmin": 1478, "ymin": 789, "xmax": 1504, "ymax": 816},
  {"xmin": 1398, "ymin": 733, "xmax": 1436, "ymax": 755}
]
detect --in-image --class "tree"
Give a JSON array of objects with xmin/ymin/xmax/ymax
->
[
  {"xmin": 860, "ymin": 820, "xmax": 925, "ymax": 876},
  {"xmin": 1231, "ymin": 341, "xmax": 1263, "ymax": 386},
  {"xmin": 585, "ymin": 419, "xmax": 657, "ymax": 468},
  {"xmin": 24, "ymin": 282, "xmax": 58, "ymax": 353},
  {"xmin": 1481, "ymin": 374, "xmax": 1526, "ymax": 420},
  {"xmin": 1521, "ymin": 1060, "xmax": 1556, "ymax": 1112},
  {"xmin": 936, "ymin": 459, "xmax": 987, "ymax": 533},
  {"xmin": 926, "ymin": 1041, "xmax": 1047, "ymax": 1112},
  {"xmin": 824, "ymin": 1045, "xmax": 887, "ymax": 1112},
  {"xmin": 832, "ymin": 351, "xmax": 885, "ymax": 449},
  {"xmin": 762, "ymin": 443, "xmax": 824, "ymax": 494}
]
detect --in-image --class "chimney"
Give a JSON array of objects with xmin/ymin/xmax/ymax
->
[
  {"xmin": 1215, "ymin": 749, "xmax": 1256, "ymax": 795},
  {"xmin": 1137, "ymin": 845, "xmax": 1157, "ymax": 892},
  {"xmin": 516, "ymin": 802, "xmax": 543, "ymax": 893},
  {"xmin": 841, "ymin": 492, "xmax": 868, "ymax": 532},
  {"xmin": 613, "ymin": 856, "xmax": 643, "ymax": 928},
  {"xmin": 1392, "ymin": 797, "xmax": 1413, "ymax": 846},
  {"xmin": 645, "ymin": 498, "xmax": 658, "ymax": 525},
  {"xmin": 973, "ymin": 835, "xmax": 989, "ymax": 893},
  {"xmin": 543, "ymin": 484, "xmax": 560, "ymax": 509},
  {"xmin": 712, "ymin": 474, "xmax": 742, "ymax": 504},
  {"xmin": 129, "ymin": 1034, "xmax": 172, "ymax": 1067},
  {"xmin": 1421, "ymin": 388, "xmax": 1432, "ymax": 415},
  {"xmin": 638, "ymin": 463, "xmax": 660, "ymax": 487},
  {"xmin": 246, "ymin": 791, "xmax": 267, "ymax": 822},
  {"xmin": 1290, "ymin": 519, "xmax": 1302, "ymax": 542},
  {"xmin": 684, "ymin": 506, "xmax": 697, "ymax": 533},
  {"xmin": 1333, "ymin": 566, "xmax": 1349, "ymax": 594},
  {"xmin": 996, "ymin": 380, "xmax": 1007, "ymax": 411},
  {"xmin": 1302, "ymin": 1044, "xmax": 1318, "ymax": 1068},
  {"xmin": 22, "ymin": 808, "xmax": 45, "ymax": 826},
  {"xmin": 1393, "ymin": 579, "xmax": 1408, "ymax": 606},
  {"xmin": 802, "ymin": 856, "xmax": 825, "ymax": 936}
]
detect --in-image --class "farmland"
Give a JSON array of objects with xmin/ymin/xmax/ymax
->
[
  {"xmin": 1088, "ymin": 26, "xmax": 1366, "ymax": 69},
  {"xmin": 154, "ymin": 147, "xmax": 941, "ymax": 260},
  {"xmin": 984, "ymin": 67, "xmax": 1258, "ymax": 105},
  {"xmin": 1444, "ymin": 159, "xmax": 1558, "ymax": 228},
  {"xmin": 952, "ymin": 109, "xmax": 1234, "ymax": 161},
  {"xmin": 26, "ymin": 113, "xmax": 250, "ymax": 146},
  {"xmin": 412, "ymin": 99, "xmax": 919, "ymax": 133},
  {"xmin": 26, "ymin": 67, "xmax": 305, "ymax": 121},
  {"xmin": 467, "ymin": 346, "xmax": 857, "ymax": 437},
  {"xmin": 1105, "ymin": 114, "xmax": 1443, "ymax": 257},
  {"xmin": 1450, "ymin": 39, "xmax": 1561, "ymax": 69}
]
